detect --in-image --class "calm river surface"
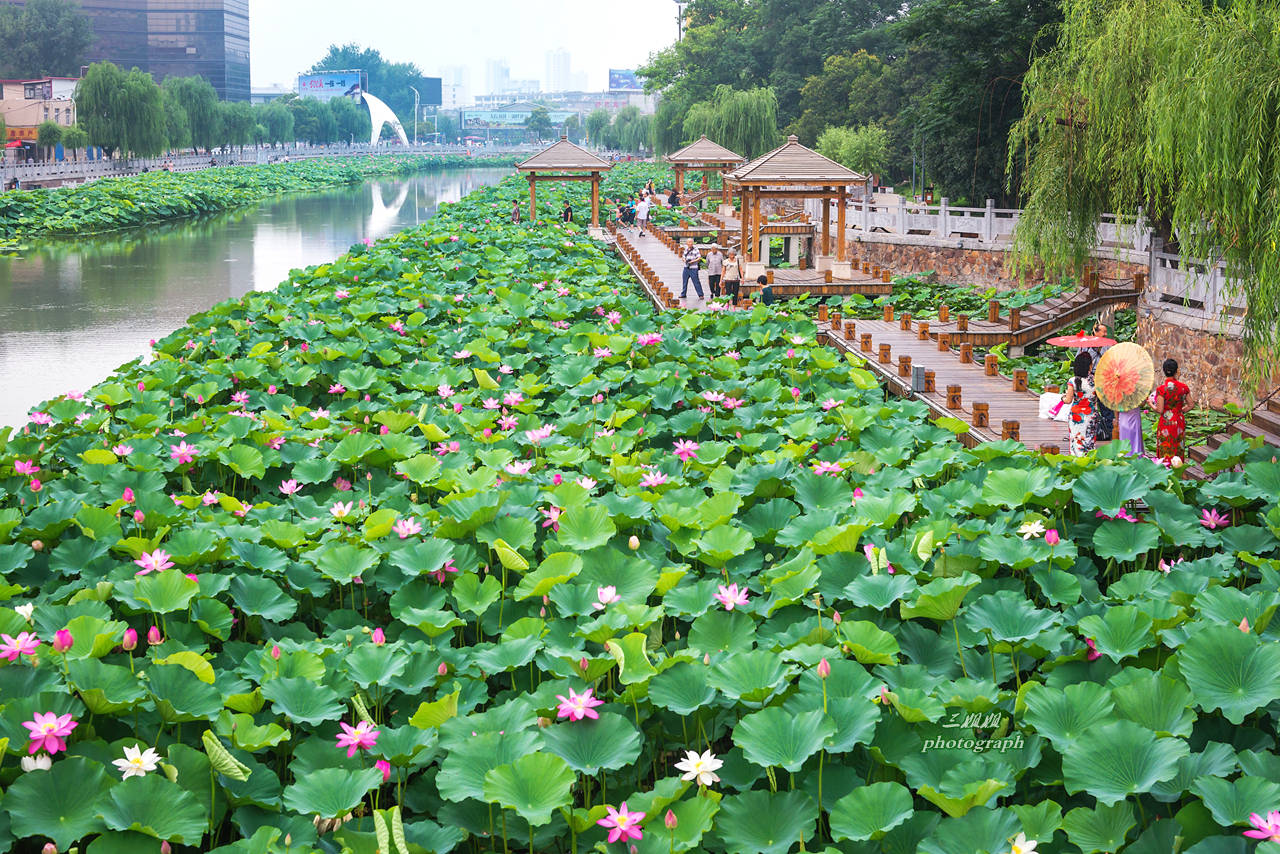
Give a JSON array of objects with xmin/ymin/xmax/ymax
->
[{"xmin": 0, "ymin": 167, "xmax": 511, "ymax": 427}]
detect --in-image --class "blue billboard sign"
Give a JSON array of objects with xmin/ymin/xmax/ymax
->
[
  {"xmin": 608, "ymin": 69, "xmax": 643, "ymax": 92},
  {"xmin": 297, "ymin": 72, "xmax": 363, "ymax": 102}
]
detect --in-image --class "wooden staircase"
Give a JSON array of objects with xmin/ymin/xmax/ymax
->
[{"xmin": 1190, "ymin": 394, "xmax": 1280, "ymax": 463}]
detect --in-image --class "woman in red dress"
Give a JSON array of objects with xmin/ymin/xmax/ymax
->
[{"xmin": 1154, "ymin": 358, "xmax": 1191, "ymax": 460}]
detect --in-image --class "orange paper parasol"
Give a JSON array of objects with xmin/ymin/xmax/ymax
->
[{"xmin": 1094, "ymin": 342, "xmax": 1155, "ymax": 411}]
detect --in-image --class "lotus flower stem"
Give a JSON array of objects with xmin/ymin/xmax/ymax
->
[
  {"xmin": 953, "ymin": 620, "xmax": 968, "ymax": 678},
  {"xmin": 500, "ymin": 807, "xmax": 509, "ymax": 854}
]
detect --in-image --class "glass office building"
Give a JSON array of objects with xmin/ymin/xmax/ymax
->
[{"xmin": 1, "ymin": 1, "xmax": 250, "ymax": 101}]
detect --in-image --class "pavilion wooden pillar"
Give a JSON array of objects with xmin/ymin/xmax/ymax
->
[
  {"xmin": 739, "ymin": 186, "xmax": 750, "ymax": 258},
  {"xmin": 701, "ymin": 170, "xmax": 708, "ymax": 190},
  {"xmin": 722, "ymin": 175, "xmax": 730, "ymax": 205},
  {"xmin": 528, "ymin": 176, "xmax": 537, "ymax": 222},
  {"xmin": 595, "ymin": 174, "xmax": 603, "ymax": 226},
  {"xmin": 751, "ymin": 190, "xmax": 762, "ymax": 263},
  {"xmin": 822, "ymin": 196, "xmax": 831, "ymax": 256},
  {"xmin": 674, "ymin": 165, "xmax": 685, "ymax": 194},
  {"xmin": 836, "ymin": 186, "xmax": 847, "ymax": 262}
]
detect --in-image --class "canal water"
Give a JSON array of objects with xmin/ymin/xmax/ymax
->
[{"xmin": 0, "ymin": 167, "xmax": 511, "ymax": 427}]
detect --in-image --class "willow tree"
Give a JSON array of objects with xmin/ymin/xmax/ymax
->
[
  {"xmin": 1009, "ymin": 0, "xmax": 1280, "ymax": 383},
  {"xmin": 680, "ymin": 86, "xmax": 780, "ymax": 159}
]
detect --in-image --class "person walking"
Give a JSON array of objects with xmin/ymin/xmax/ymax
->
[
  {"xmin": 1154, "ymin": 358, "xmax": 1191, "ymax": 461},
  {"xmin": 511, "ymin": 200, "xmax": 521, "ymax": 224},
  {"xmin": 1116, "ymin": 407, "xmax": 1144, "ymax": 456},
  {"xmin": 706, "ymin": 245, "xmax": 724, "ymax": 298},
  {"xmin": 722, "ymin": 248, "xmax": 743, "ymax": 306},
  {"xmin": 680, "ymin": 238, "xmax": 704, "ymax": 301},
  {"xmin": 1087, "ymin": 322, "xmax": 1115, "ymax": 444},
  {"xmin": 562, "ymin": 201, "xmax": 573, "ymax": 224},
  {"xmin": 756, "ymin": 274, "xmax": 775, "ymax": 305},
  {"xmin": 1062, "ymin": 351, "xmax": 1098, "ymax": 456},
  {"xmin": 668, "ymin": 187, "xmax": 680, "ymax": 208},
  {"xmin": 635, "ymin": 196, "xmax": 651, "ymax": 235}
]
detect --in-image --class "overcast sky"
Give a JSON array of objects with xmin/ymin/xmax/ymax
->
[{"xmin": 248, "ymin": 0, "xmax": 679, "ymax": 91}]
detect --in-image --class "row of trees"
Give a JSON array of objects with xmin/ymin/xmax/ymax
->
[
  {"xmin": 71, "ymin": 62, "xmax": 373, "ymax": 158},
  {"xmin": 582, "ymin": 107, "xmax": 652, "ymax": 153},
  {"xmin": 0, "ymin": 0, "xmax": 92, "ymax": 78}
]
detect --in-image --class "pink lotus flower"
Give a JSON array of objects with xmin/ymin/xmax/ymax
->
[
  {"xmin": 597, "ymin": 803, "xmax": 645, "ymax": 843},
  {"xmin": 499, "ymin": 364, "xmax": 514, "ymax": 374},
  {"xmin": 267, "ymin": 436, "xmax": 285, "ymax": 451},
  {"xmin": 555, "ymin": 687, "xmax": 604, "ymax": 721},
  {"xmin": 1, "ymin": 631, "xmax": 41, "ymax": 661},
  {"xmin": 498, "ymin": 415, "xmax": 518, "ymax": 430},
  {"xmin": 23, "ymin": 711, "xmax": 76, "ymax": 754},
  {"xmin": 29, "ymin": 479, "xmax": 42, "ymax": 492},
  {"xmin": 505, "ymin": 460, "xmax": 534, "ymax": 476},
  {"xmin": 640, "ymin": 472, "xmax": 669, "ymax": 488},
  {"xmin": 1244, "ymin": 811, "xmax": 1280, "ymax": 842},
  {"xmin": 201, "ymin": 491, "xmax": 220, "ymax": 506},
  {"xmin": 822, "ymin": 398, "xmax": 842, "ymax": 411},
  {"xmin": 1158, "ymin": 557, "xmax": 1185, "ymax": 574},
  {"xmin": 722, "ymin": 397, "xmax": 745, "ymax": 410},
  {"xmin": 541, "ymin": 505, "xmax": 562, "ymax": 531},
  {"xmin": 483, "ymin": 397, "xmax": 501, "ymax": 410},
  {"xmin": 121, "ymin": 487, "xmax": 135, "ymax": 503},
  {"xmin": 112, "ymin": 444, "xmax": 134, "ymax": 455},
  {"xmin": 430, "ymin": 558, "xmax": 458, "ymax": 583},
  {"xmin": 1200, "ymin": 508, "xmax": 1230, "ymax": 530},
  {"xmin": 279, "ymin": 479, "xmax": 300, "ymax": 496},
  {"xmin": 525, "ymin": 425, "xmax": 555, "ymax": 444},
  {"xmin": 52, "ymin": 629, "xmax": 73, "ymax": 653},
  {"xmin": 503, "ymin": 391, "xmax": 525, "ymax": 406},
  {"xmin": 29, "ymin": 412, "xmax": 52, "ymax": 425},
  {"xmin": 636, "ymin": 333, "xmax": 663, "ymax": 346},
  {"xmin": 812, "ymin": 460, "xmax": 843, "ymax": 476},
  {"xmin": 435, "ymin": 441, "xmax": 461, "ymax": 456},
  {"xmin": 702, "ymin": 390, "xmax": 725, "ymax": 403},
  {"xmin": 169, "ymin": 441, "xmax": 199, "ymax": 464},
  {"xmin": 133, "ymin": 549, "xmax": 175, "ymax": 576},
  {"xmin": 335, "ymin": 289, "xmax": 350, "ymax": 299},
  {"xmin": 376, "ymin": 759, "xmax": 392, "ymax": 782},
  {"xmin": 725, "ymin": 350, "xmax": 741, "ymax": 360},
  {"xmin": 330, "ymin": 501, "xmax": 354, "ymax": 519},
  {"xmin": 14, "ymin": 460, "xmax": 39, "ymax": 475},
  {"xmin": 851, "ymin": 487, "xmax": 864, "ymax": 504},
  {"xmin": 231, "ymin": 391, "xmax": 249, "ymax": 405},
  {"xmin": 329, "ymin": 383, "xmax": 346, "ymax": 394},
  {"xmin": 335, "ymin": 720, "xmax": 380, "ymax": 757},
  {"xmin": 576, "ymin": 476, "xmax": 597, "ymax": 490},
  {"xmin": 593, "ymin": 585, "xmax": 621, "ymax": 610},
  {"xmin": 122, "ymin": 628, "xmax": 137, "ymax": 650},
  {"xmin": 1085, "ymin": 638, "xmax": 1101, "ymax": 661},
  {"xmin": 593, "ymin": 347, "xmax": 613, "ymax": 358},
  {"xmin": 393, "ymin": 517, "xmax": 422, "ymax": 539},
  {"xmin": 673, "ymin": 439, "xmax": 700, "ymax": 462},
  {"xmin": 1095, "ymin": 509, "xmax": 1138, "ymax": 523},
  {"xmin": 715, "ymin": 583, "xmax": 749, "ymax": 610},
  {"xmin": 371, "ymin": 628, "xmax": 386, "ymax": 645},
  {"xmin": 437, "ymin": 384, "xmax": 455, "ymax": 399},
  {"xmin": 334, "ymin": 477, "xmax": 353, "ymax": 491}
]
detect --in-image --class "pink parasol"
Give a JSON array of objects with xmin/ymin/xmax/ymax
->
[
  {"xmin": 1094, "ymin": 342, "xmax": 1155, "ymax": 411},
  {"xmin": 1046, "ymin": 330, "xmax": 1117, "ymax": 348}
]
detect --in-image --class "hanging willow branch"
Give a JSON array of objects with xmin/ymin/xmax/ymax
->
[
  {"xmin": 1009, "ymin": 0, "xmax": 1280, "ymax": 387},
  {"xmin": 680, "ymin": 85, "xmax": 781, "ymax": 158}
]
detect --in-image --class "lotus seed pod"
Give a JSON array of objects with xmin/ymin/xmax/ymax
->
[{"xmin": 628, "ymin": 535, "xmax": 640, "ymax": 550}]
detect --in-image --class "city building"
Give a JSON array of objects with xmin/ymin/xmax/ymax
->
[
  {"xmin": 0, "ymin": 0, "xmax": 250, "ymax": 101},
  {"xmin": 250, "ymin": 84, "xmax": 292, "ymax": 105},
  {"xmin": 1, "ymin": 76, "xmax": 77, "ymax": 154},
  {"xmin": 438, "ymin": 65, "xmax": 471, "ymax": 110},
  {"xmin": 484, "ymin": 59, "xmax": 510, "ymax": 98},
  {"xmin": 544, "ymin": 48, "xmax": 571, "ymax": 93}
]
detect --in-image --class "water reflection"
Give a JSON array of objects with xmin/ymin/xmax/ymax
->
[{"xmin": 0, "ymin": 167, "xmax": 511, "ymax": 427}]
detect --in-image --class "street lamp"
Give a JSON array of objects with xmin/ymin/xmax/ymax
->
[
  {"xmin": 409, "ymin": 85, "xmax": 420, "ymax": 145},
  {"xmin": 674, "ymin": 0, "xmax": 687, "ymax": 41}
]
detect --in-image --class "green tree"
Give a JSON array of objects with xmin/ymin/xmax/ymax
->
[
  {"xmin": 288, "ymin": 97, "xmax": 336, "ymax": 145},
  {"xmin": 817, "ymin": 123, "xmax": 888, "ymax": 184},
  {"xmin": 789, "ymin": 51, "xmax": 889, "ymax": 145},
  {"xmin": 258, "ymin": 101, "xmax": 294, "ymax": 146},
  {"xmin": 62, "ymin": 123, "xmax": 87, "ymax": 160},
  {"xmin": 330, "ymin": 96, "xmax": 371, "ymax": 144},
  {"xmin": 162, "ymin": 89, "xmax": 191, "ymax": 151},
  {"xmin": 163, "ymin": 77, "xmax": 221, "ymax": 151},
  {"xmin": 563, "ymin": 113, "xmax": 582, "ymax": 143},
  {"xmin": 75, "ymin": 62, "xmax": 166, "ymax": 158},
  {"xmin": 526, "ymin": 106, "xmax": 554, "ymax": 141},
  {"xmin": 309, "ymin": 44, "xmax": 429, "ymax": 125},
  {"xmin": 220, "ymin": 101, "xmax": 255, "ymax": 151},
  {"xmin": 120, "ymin": 69, "xmax": 167, "ymax": 157},
  {"xmin": 585, "ymin": 109, "xmax": 610, "ymax": 146},
  {"xmin": 0, "ymin": 0, "xmax": 92, "ymax": 78},
  {"xmin": 36, "ymin": 120, "xmax": 62, "ymax": 161},
  {"xmin": 678, "ymin": 86, "xmax": 779, "ymax": 158},
  {"xmin": 1011, "ymin": 0, "xmax": 1280, "ymax": 384}
]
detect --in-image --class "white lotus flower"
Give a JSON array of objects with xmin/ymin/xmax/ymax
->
[
  {"xmin": 1017, "ymin": 520, "xmax": 1046, "ymax": 540},
  {"xmin": 21, "ymin": 753, "xmax": 51, "ymax": 772},
  {"xmin": 13, "ymin": 603, "xmax": 34, "ymax": 623},
  {"xmin": 112, "ymin": 743, "xmax": 161, "ymax": 779},
  {"xmin": 1008, "ymin": 832, "xmax": 1037, "ymax": 854},
  {"xmin": 674, "ymin": 749, "xmax": 723, "ymax": 787}
]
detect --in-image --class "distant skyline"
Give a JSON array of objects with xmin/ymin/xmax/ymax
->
[{"xmin": 247, "ymin": 0, "xmax": 677, "ymax": 92}]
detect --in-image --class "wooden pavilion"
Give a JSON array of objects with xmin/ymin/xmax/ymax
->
[
  {"xmin": 725, "ymin": 134, "xmax": 864, "ymax": 278},
  {"xmin": 516, "ymin": 136, "xmax": 613, "ymax": 234},
  {"xmin": 664, "ymin": 135, "xmax": 744, "ymax": 206}
]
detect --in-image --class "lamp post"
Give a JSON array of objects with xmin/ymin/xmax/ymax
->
[
  {"xmin": 674, "ymin": 0, "xmax": 686, "ymax": 41},
  {"xmin": 409, "ymin": 85, "xmax": 420, "ymax": 145}
]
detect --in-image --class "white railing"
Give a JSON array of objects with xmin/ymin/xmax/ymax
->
[{"xmin": 1147, "ymin": 245, "xmax": 1246, "ymax": 320}]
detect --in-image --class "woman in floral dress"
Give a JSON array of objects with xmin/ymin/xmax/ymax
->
[
  {"xmin": 1154, "ymin": 358, "xmax": 1191, "ymax": 460},
  {"xmin": 1062, "ymin": 352, "xmax": 1097, "ymax": 456}
]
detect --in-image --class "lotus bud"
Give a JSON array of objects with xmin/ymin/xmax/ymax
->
[
  {"xmin": 580, "ymin": 657, "xmax": 589, "ymax": 672},
  {"xmin": 665, "ymin": 809, "xmax": 678, "ymax": 829},
  {"xmin": 133, "ymin": 510, "xmax": 145, "ymax": 523},
  {"xmin": 122, "ymin": 628, "xmax": 138, "ymax": 650},
  {"xmin": 161, "ymin": 842, "xmax": 172, "ymax": 854},
  {"xmin": 1045, "ymin": 529, "xmax": 1060, "ymax": 546},
  {"xmin": 270, "ymin": 644, "xmax": 281, "ymax": 660},
  {"xmin": 817, "ymin": 658, "xmax": 831, "ymax": 679},
  {"xmin": 284, "ymin": 836, "xmax": 291, "ymax": 848},
  {"xmin": 371, "ymin": 628, "xmax": 386, "ymax": 646},
  {"xmin": 376, "ymin": 759, "xmax": 391, "ymax": 782},
  {"xmin": 53, "ymin": 629, "xmax": 73, "ymax": 653},
  {"xmin": 703, "ymin": 653, "xmax": 711, "ymax": 665},
  {"xmin": 147, "ymin": 625, "xmax": 162, "ymax": 645},
  {"xmin": 31, "ymin": 540, "xmax": 43, "ymax": 552},
  {"xmin": 553, "ymin": 473, "xmax": 563, "ymax": 485},
  {"xmin": 438, "ymin": 662, "xmax": 449, "ymax": 675},
  {"xmin": 628, "ymin": 535, "xmax": 640, "ymax": 550},
  {"xmin": 42, "ymin": 844, "xmax": 57, "ymax": 854},
  {"xmin": 832, "ymin": 610, "xmax": 842, "ymax": 625},
  {"xmin": 537, "ymin": 716, "xmax": 551, "ymax": 728},
  {"xmin": 539, "ymin": 607, "xmax": 546, "ymax": 617},
  {"xmin": 1240, "ymin": 617, "xmax": 1251, "ymax": 633}
]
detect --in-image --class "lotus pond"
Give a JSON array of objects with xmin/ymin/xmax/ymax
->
[{"xmin": 2, "ymin": 164, "xmax": 1280, "ymax": 854}]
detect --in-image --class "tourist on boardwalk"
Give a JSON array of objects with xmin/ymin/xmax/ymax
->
[
  {"xmin": 1063, "ymin": 352, "xmax": 1097, "ymax": 455},
  {"xmin": 1087, "ymin": 323, "xmax": 1115, "ymax": 443},
  {"xmin": 680, "ymin": 238, "xmax": 704, "ymax": 300},
  {"xmin": 562, "ymin": 201, "xmax": 573, "ymax": 224},
  {"xmin": 511, "ymin": 200, "xmax": 521, "ymax": 224},
  {"xmin": 757, "ymin": 274, "xmax": 775, "ymax": 305},
  {"xmin": 635, "ymin": 196, "xmax": 651, "ymax": 235},
  {"xmin": 706, "ymin": 244, "xmax": 724, "ymax": 297},
  {"xmin": 722, "ymin": 248, "xmax": 743, "ymax": 305},
  {"xmin": 1154, "ymin": 358, "xmax": 1191, "ymax": 460},
  {"xmin": 1116, "ymin": 408, "xmax": 1143, "ymax": 455},
  {"xmin": 668, "ymin": 188, "xmax": 680, "ymax": 208}
]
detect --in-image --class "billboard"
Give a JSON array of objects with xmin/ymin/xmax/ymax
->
[
  {"xmin": 297, "ymin": 71, "xmax": 363, "ymax": 102},
  {"xmin": 462, "ymin": 108, "xmax": 578, "ymax": 128},
  {"xmin": 420, "ymin": 77, "xmax": 443, "ymax": 107},
  {"xmin": 608, "ymin": 69, "xmax": 643, "ymax": 92}
]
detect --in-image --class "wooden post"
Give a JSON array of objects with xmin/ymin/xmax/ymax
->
[
  {"xmin": 898, "ymin": 355, "xmax": 912, "ymax": 377},
  {"xmin": 836, "ymin": 186, "xmax": 847, "ymax": 262},
  {"xmin": 1009, "ymin": 306, "xmax": 1021, "ymax": 331},
  {"xmin": 939, "ymin": 305, "xmax": 950, "ymax": 323},
  {"xmin": 900, "ymin": 313, "xmax": 911, "ymax": 331},
  {"xmin": 831, "ymin": 311, "xmax": 842, "ymax": 328},
  {"xmin": 882, "ymin": 305, "xmax": 894, "ymax": 322},
  {"xmin": 1088, "ymin": 268, "xmax": 1099, "ymax": 296},
  {"xmin": 946, "ymin": 385, "xmax": 962, "ymax": 410},
  {"xmin": 766, "ymin": 270, "xmax": 774, "ymax": 284},
  {"xmin": 740, "ymin": 188, "xmax": 750, "ymax": 260},
  {"xmin": 987, "ymin": 300, "xmax": 999, "ymax": 323},
  {"xmin": 675, "ymin": 165, "xmax": 684, "ymax": 195},
  {"xmin": 1133, "ymin": 271, "xmax": 1146, "ymax": 291},
  {"xmin": 590, "ymin": 172, "xmax": 600, "ymax": 229},
  {"xmin": 1039, "ymin": 444, "xmax": 1060, "ymax": 454},
  {"xmin": 860, "ymin": 333, "xmax": 873, "ymax": 353},
  {"xmin": 984, "ymin": 354, "xmax": 999, "ymax": 376},
  {"xmin": 1002, "ymin": 420, "xmax": 1021, "ymax": 441},
  {"xmin": 1012, "ymin": 369, "xmax": 1028, "ymax": 392},
  {"xmin": 959, "ymin": 343, "xmax": 973, "ymax": 363},
  {"xmin": 938, "ymin": 333, "xmax": 950, "ymax": 352},
  {"xmin": 957, "ymin": 315, "xmax": 969, "ymax": 332},
  {"xmin": 872, "ymin": 264, "xmax": 881, "ymax": 277},
  {"xmin": 923, "ymin": 371, "xmax": 936, "ymax": 392},
  {"xmin": 528, "ymin": 174, "xmax": 537, "ymax": 221},
  {"xmin": 821, "ymin": 197, "xmax": 831, "ymax": 257},
  {"xmin": 882, "ymin": 269, "xmax": 892, "ymax": 283},
  {"xmin": 817, "ymin": 304, "xmax": 828, "ymax": 322},
  {"xmin": 972, "ymin": 402, "xmax": 990, "ymax": 427},
  {"xmin": 878, "ymin": 343, "xmax": 891, "ymax": 364},
  {"xmin": 824, "ymin": 270, "xmax": 833, "ymax": 283},
  {"xmin": 752, "ymin": 191, "xmax": 762, "ymax": 263},
  {"xmin": 722, "ymin": 174, "xmax": 730, "ymax": 205},
  {"xmin": 918, "ymin": 321, "xmax": 930, "ymax": 341},
  {"xmin": 862, "ymin": 260, "xmax": 871, "ymax": 274},
  {"xmin": 843, "ymin": 320, "xmax": 856, "ymax": 339}
]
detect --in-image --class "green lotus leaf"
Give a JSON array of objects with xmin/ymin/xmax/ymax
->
[
  {"xmin": 1191, "ymin": 775, "xmax": 1280, "ymax": 828},
  {"xmin": 282, "ymin": 767, "xmax": 383, "ymax": 819},
  {"xmin": 827, "ymin": 781, "xmax": 914, "ymax": 842},
  {"xmin": 227, "ymin": 574, "xmax": 297, "ymax": 621},
  {"xmin": 408, "ymin": 689, "xmax": 460, "ymax": 730},
  {"xmin": 436, "ymin": 729, "xmax": 542, "ymax": 802},
  {"xmin": 915, "ymin": 806, "xmax": 1021, "ymax": 854},
  {"xmin": 310, "ymin": 541, "xmax": 380, "ymax": 584},
  {"xmin": 837, "ymin": 620, "xmax": 900, "ymax": 664},
  {"xmin": 1109, "ymin": 669, "xmax": 1196, "ymax": 737},
  {"xmin": 453, "ymin": 572, "xmax": 503, "ymax": 615},
  {"xmin": 688, "ymin": 608, "xmax": 757, "ymax": 656},
  {"xmin": 648, "ymin": 662, "xmax": 718, "ymax": 714},
  {"xmin": 147, "ymin": 661, "xmax": 224, "ymax": 722},
  {"xmin": 1077, "ymin": 605, "xmax": 1154, "ymax": 661},
  {"xmin": 716, "ymin": 789, "xmax": 817, "ymax": 854},
  {"xmin": 604, "ymin": 631, "xmax": 659, "ymax": 684},
  {"xmin": 1092, "ymin": 520, "xmax": 1160, "ymax": 562},
  {"xmin": 343, "ymin": 644, "xmax": 406, "ymax": 688},
  {"xmin": 981, "ymin": 466, "xmax": 1053, "ymax": 509},
  {"xmin": 1072, "ymin": 467, "xmax": 1150, "ymax": 516},
  {"xmin": 900, "ymin": 573, "xmax": 981, "ymax": 621},
  {"xmin": 733, "ymin": 706, "xmax": 834, "ymax": 772},
  {"xmin": 540, "ymin": 711, "xmax": 642, "ymax": 774},
  {"xmin": 260, "ymin": 677, "xmax": 344, "ymax": 726},
  {"xmin": 1022, "ymin": 681, "xmax": 1116, "ymax": 750},
  {"xmin": 963, "ymin": 591, "xmax": 1059, "ymax": 645},
  {"xmin": 483, "ymin": 752, "xmax": 575, "ymax": 826},
  {"xmin": 514, "ymin": 551, "xmax": 583, "ymax": 599},
  {"xmin": 5, "ymin": 756, "xmax": 112, "ymax": 850},
  {"xmin": 556, "ymin": 504, "xmax": 616, "ymax": 551},
  {"xmin": 133, "ymin": 571, "xmax": 200, "ymax": 614},
  {"xmin": 1178, "ymin": 623, "xmax": 1280, "ymax": 724},
  {"xmin": 633, "ymin": 791, "xmax": 720, "ymax": 854},
  {"xmin": 708, "ymin": 649, "xmax": 790, "ymax": 704},
  {"xmin": 100, "ymin": 773, "xmax": 209, "ymax": 844},
  {"xmin": 1151, "ymin": 743, "xmax": 1239, "ymax": 802},
  {"xmin": 1061, "ymin": 801, "xmax": 1136, "ymax": 854},
  {"xmin": 1061, "ymin": 720, "xmax": 1188, "ymax": 805},
  {"xmin": 67, "ymin": 657, "xmax": 147, "ymax": 714},
  {"xmin": 1011, "ymin": 800, "xmax": 1063, "ymax": 843}
]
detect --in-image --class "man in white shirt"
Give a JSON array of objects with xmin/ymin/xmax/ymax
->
[
  {"xmin": 635, "ymin": 197, "xmax": 651, "ymax": 235},
  {"xmin": 680, "ymin": 238, "xmax": 704, "ymax": 300},
  {"xmin": 706, "ymin": 245, "xmax": 725, "ymax": 298}
]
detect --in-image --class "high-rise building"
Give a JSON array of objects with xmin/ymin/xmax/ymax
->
[
  {"xmin": 483, "ymin": 59, "xmax": 510, "ymax": 97},
  {"xmin": 544, "ymin": 48, "xmax": 570, "ymax": 93},
  {"xmin": 0, "ymin": 0, "xmax": 250, "ymax": 101},
  {"xmin": 438, "ymin": 64, "xmax": 471, "ymax": 109}
]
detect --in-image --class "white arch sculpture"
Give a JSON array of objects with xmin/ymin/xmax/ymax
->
[{"xmin": 360, "ymin": 92, "xmax": 409, "ymax": 146}]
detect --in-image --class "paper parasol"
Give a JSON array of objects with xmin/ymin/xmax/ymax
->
[
  {"xmin": 1094, "ymin": 342, "xmax": 1155, "ymax": 411},
  {"xmin": 1046, "ymin": 330, "xmax": 1118, "ymax": 348}
]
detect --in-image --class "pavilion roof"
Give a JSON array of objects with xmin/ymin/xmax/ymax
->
[
  {"xmin": 517, "ymin": 136, "xmax": 613, "ymax": 172},
  {"xmin": 726, "ymin": 135, "xmax": 864, "ymax": 185},
  {"xmin": 665, "ymin": 135, "xmax": 743, "ymax": 165}
]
